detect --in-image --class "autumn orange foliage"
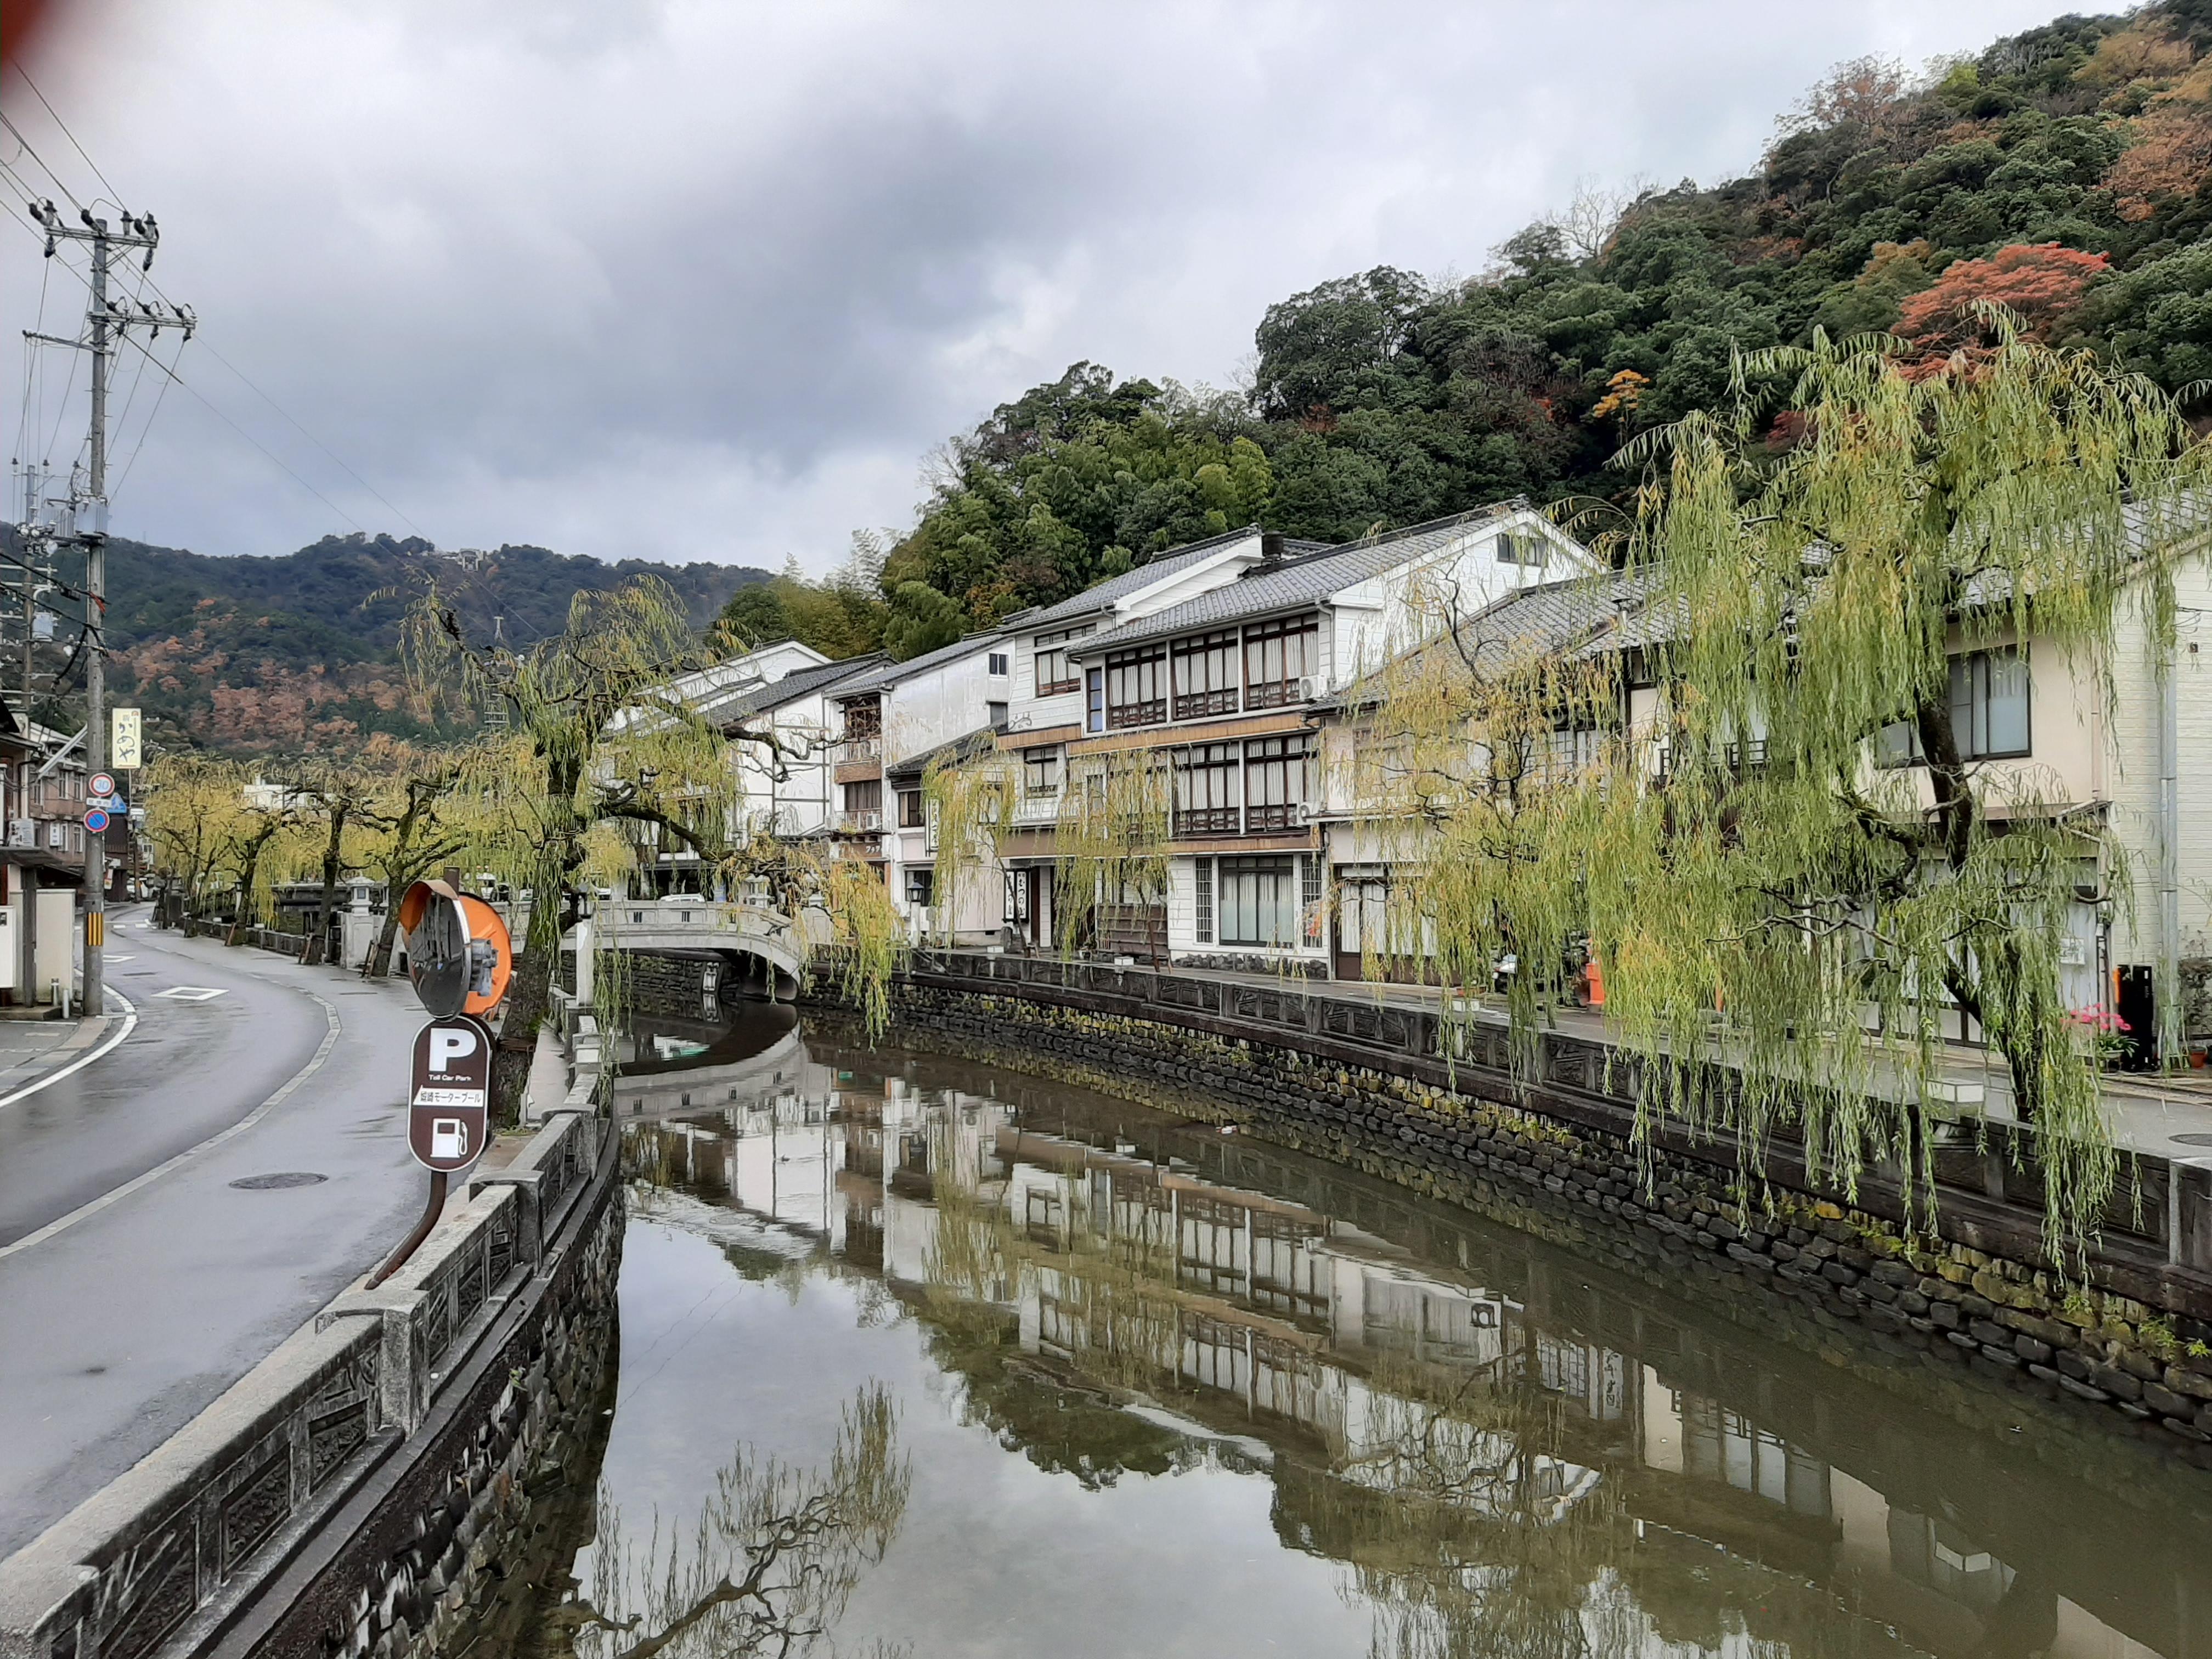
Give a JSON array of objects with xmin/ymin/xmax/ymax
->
[
  {"xmin": 2108, "ymin": 104, "xmax": 2212, "ymax": 221},
  {"xmin": 1588, "ymin": 368, "xmax": 1648, "ymax": 422},
  {"xmin": 1895, "ymin": 243, "xmax": 2111, "ymax": 352}
]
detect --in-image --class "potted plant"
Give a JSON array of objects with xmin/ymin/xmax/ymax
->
[{"xmin": 2067, "ymin": 1003, "xmax": 2133, "ymax": 1070}]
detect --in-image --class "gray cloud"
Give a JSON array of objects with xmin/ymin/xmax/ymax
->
[{"xmin": 3, "ymin": 0, "xmax": 2069, "ymax": 570}]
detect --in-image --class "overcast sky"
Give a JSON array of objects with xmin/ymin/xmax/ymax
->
[{"xmin": 3, "ymin": 0, "xmax": 2076, "ymax": 573}]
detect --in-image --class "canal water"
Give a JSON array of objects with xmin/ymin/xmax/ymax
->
[{"xmin": 518, "ymin": 1007, "xmax": 2212, "ymax": 1659}]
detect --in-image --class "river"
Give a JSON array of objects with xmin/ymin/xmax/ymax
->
[{"xmin": 507, "ymin": 1007, "xmax": 2212, "ymax": 1659}]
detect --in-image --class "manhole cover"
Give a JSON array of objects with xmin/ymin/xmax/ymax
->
[
  {"xmin": 229, "ymin": 1172, "xmax": 328, "ymax": 1190},
  {"xmin": 2170, "ymin": 1133, "xmax": 2212, "ymax": 1148}
]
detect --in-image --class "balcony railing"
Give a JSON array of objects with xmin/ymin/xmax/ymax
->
[
  {"xmin": 1245, "ymin": 802, "xmax": 1299, "ymax": 833},
  {"xmin": 837, "ymin": 735, "xmax": 882, "ymax": 763},
  {"xmin": 1172, "ymin": 688, "xmax": 1239, "ymax": 720},
  {"xmin": 1105, "ymin": 698, "xmax": 1165, "ymax": 730},
  {"xmin": 1172, "ymin": 805, "xmax": 1241, "ymax": 838},
  {"xmin": 837, "ymin": 809, "xmax": 883, "ymax": 834}
]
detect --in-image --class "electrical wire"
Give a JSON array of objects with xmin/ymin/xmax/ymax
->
[
  {"xmin": 15, "ymin": 255, "xmax": 49, "ymax": 466},
  {"xmin": 0, "ymin": 110, "xmax": 80, "ymax": 213},
  {"xmin": 8, "ymin": 67, "xmax": 121, "ymax": 208},
  {"xmin": 0, "ymin": 100, "xmax": 424, "ymax": 538},
  {"xmin": 111, "ymin": 329, "xmax": 366, "ymax": 531},
  {"xmin": 0, "ymin": 170, "xmax": 358, "ymax": 529},
  {"xmin": 1, "ymin": 78, "xmax": 455, "ymax": 620},
  {"xmin": 110, "ymin": 333, "xmax": 180, "ymax": 498}
]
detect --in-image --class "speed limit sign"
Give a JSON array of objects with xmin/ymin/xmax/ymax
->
[{"xmin": 89, "ymin": 772, "xmax": 115, "ymax": 799}]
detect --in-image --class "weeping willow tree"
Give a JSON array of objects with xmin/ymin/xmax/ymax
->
[
  {"xmin": 1051, "ymin": 748, "xmax": 1173, "ymax": 956},
  {"xmin": 921, "ymin": 746, "xmax": 1011, "ymax": 946},
  {"xmin": 407, "ymin": 578, "xmax": 904, "ymax": 1122},
  {"xmin": 352, "ymin": 738, "xmax": 469, "ymax": 977},
  {"xmin": 1378, "ymin": 318, "xmax": 2209, "ymax": 1261},
  {"xmin": 142, "ymin": 753, "xmax": 257, "ymax": 926},
  {"xmin": 551, "ymin": 1385, "xmax": 910, "ymax": 1659},
  {"xmin": 922, "ymin": 740, "xmax": 1172, "ymax": 955}
]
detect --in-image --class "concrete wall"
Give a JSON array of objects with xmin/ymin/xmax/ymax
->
[
  {"xmin": 815, "ymin": 953, "xmax": 2212, "ymax": 1465},
  {"xmin": 882, "ymin": 643, "xmax": 1005, "ymax": 770},
  {"xmin": 1331, "ymin": 507, "xmax": 1595, "ymax": 689}
]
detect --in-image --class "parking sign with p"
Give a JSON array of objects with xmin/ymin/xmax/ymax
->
[{"xmin": 409, "ymin": 1013, "xmax": 492, "ymax": 1172}]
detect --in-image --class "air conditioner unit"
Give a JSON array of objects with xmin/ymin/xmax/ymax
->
[
  {"xmin": 7, "ymin": 820, "xmax": 34, "ymax": 850},
  {"xmin": 1293, "ymin": 800, "xmax": 1323, "ymax": 827},
  {"xmin": 857, "ymin": 809, "xmax": 881, "ymax": 831},
  {"xmin": 1295, "ymin": 675, "xmax": 1319, "ymax": 703}
]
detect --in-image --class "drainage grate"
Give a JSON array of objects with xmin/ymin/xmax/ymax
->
[
  {"xmin": 2170, "ymin": 1133, "xmax": 2212, "ymax": 1148},
  {"xmin": 229, "ymin": 1172, "xmax": 328, "ymax": 1190}
]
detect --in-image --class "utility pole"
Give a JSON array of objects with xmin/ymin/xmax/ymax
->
[{"xmin": 24, "ymin": 200, "xmax": 193, "ymax": 1015}]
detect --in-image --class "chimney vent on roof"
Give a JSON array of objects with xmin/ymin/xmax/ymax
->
[{"xmin": 1259, "ymin": 531, "xmax": 1287, "ymax": 564}]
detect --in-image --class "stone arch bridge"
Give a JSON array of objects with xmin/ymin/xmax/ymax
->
[{"xmin": 589, "ymin": 899, "xmax": 822, "ymax": 1002}]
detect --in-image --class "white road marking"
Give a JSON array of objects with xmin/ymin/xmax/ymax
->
[
  {"xmin": 0, "ymin": 990, "xmax": 343, "ymax": 1261},
  {"xmin": 155, "ymin": 986, "xmax": 228, "ymax": 1002},
  {"xmin": 0, "ymin": 990, "xmax": 139, "ymax": 1116}
]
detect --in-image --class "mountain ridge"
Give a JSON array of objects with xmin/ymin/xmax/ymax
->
[{"xmin": 0, "ymin": 527, "xmax": 769, "ymax": 753}]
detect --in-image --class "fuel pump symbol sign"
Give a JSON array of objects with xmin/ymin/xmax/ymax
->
[{"xmin": 408, "ymin": 1014, "xmax": 492, "ymax": 1172}]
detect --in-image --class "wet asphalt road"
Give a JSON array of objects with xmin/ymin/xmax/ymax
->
[{"xmin": 0, "ymin": 911, "xmax": 425, "ymax": 1558}]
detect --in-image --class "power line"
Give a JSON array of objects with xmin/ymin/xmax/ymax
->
[
  {"xmin": 2, "ymin": 123, "xmax": 424, "ymax": 539},
  {"xmin": 4, "ymin": 94, "xmax": 422, "ymax": 535},
  {"xmin": 8, "ymin": 67, "xmax": 121, "ymax": 208},
  {"xmin": 187, "ymin": 341, "xmax": 426, "ymax": 537},
  {"xmin": 4, "ymin": 86, "xmax": 437, "ymax": 567},
  {"xmin": 111, "ymin": 335, "xmax": 181, "ymax": 498},
  {"xmin": 0, "ymin": 173, "xmax": 357, "ymax": 529},
  {"xmin": 0, "ymin": 110, "xmax": 81, "ymax": 215},
  {"xmin": 111, "ymin": 329, "xmax": 366, "ymax": 532}
]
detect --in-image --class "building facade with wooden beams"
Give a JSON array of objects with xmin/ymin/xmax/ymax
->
[
  {"xmin": 830, "ymin": 628, "xmax": 1014, "ymax": 914},
  {"xmin": 945, "ymin": 504, "xmax": 1599, "ymax": 970}
]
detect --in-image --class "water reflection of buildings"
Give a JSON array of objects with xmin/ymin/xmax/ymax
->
[{"xmin": 621, "ymin": 1055, "xmax": 2182, "ymax": 1659}]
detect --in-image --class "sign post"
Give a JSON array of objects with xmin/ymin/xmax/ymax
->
[
  {"xmin": 367, "ymin": 878, "xmax": 514, "ymax": 1289},
  {"xmin": 109, "ymin": 708, "xmax": 142, "ymax": 771},
  {"xmin": 408, "ymin": 1014, "xmax": 492, "ymax": 1171}
]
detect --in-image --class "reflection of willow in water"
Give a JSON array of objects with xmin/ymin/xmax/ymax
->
[
  {"xmin": 544, "ymin": 1387, "xmax": 911, "ymax": 1659},
  {"xmin": 610, "ymin": 1075, "xmax": 2187, "ymax": 1659},
  {"xmin": 1294, "ymin": 1354, "xmax": 1623, "ymax": 1659}
]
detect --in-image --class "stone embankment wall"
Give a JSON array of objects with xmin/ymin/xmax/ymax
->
[
  {"xmin": 616, "ymin": 951, "xmax": 723, "ymax": 1019},
  {"xmin": 815, "ymin": 952, "xmax": 2212, "ymax": 1466},
  {"xmin": 0, "ymin": 1074, "xmax": 621, "ymax": 1659}
]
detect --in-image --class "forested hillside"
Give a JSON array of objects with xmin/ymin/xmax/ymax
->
[
  {"xmin": 0, "ymin": 528, "xmax": 766, "ymax": 753},
  {"xmin": 778, "ymin": 0, "xmax": 2210, "ymax": 658}
]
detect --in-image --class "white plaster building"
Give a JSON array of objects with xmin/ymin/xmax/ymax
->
[
  {"xmin": 985, "ymin": 504, "xmax": 1596, "ymax": 967},
  {"xmin": 827, "ymin": 629, "xmax": 1015, "ymax": 939}
]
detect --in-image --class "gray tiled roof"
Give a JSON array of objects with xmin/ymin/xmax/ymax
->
[
  {"xmin": 705, "ymin": 652, "xmax": 886, "ymax": 724},
  {"xmin": 1068, "ymin": 504, "xmax": 1532, "ymax": 660},
  {"xmin": 832, "ymin": 627, "xmax": 1013, "ymax": 697},
  {"xmin": 1012, "ymin": 525, "xmax": 1285, "ymax": 631},
  {"xmin": 885, "ymin": 724, "xmax": 1001, "ymax": 783},
  {"xmin": 1316, "ymin": 570, "xmax": 1656, "ymax": 709}
]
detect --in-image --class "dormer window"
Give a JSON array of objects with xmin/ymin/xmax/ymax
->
[
  {"xmin": 1034, "ymin": 627, "xmax": 1092, "ymax": 696},
  {"xmin": 1497, "ymin": 532, "xmax": 1547, "ymax": 569}
]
